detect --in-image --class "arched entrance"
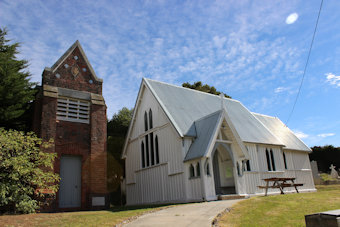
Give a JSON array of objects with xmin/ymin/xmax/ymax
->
[{"xmin": 213, "ymin": 144, "xmax": 236, "ymax": 195}]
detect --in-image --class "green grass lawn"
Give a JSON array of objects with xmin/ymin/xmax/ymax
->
[
  {"xmin": 219, "ymin": 184, "xmax": 340, "ymax": 227},
  {"xmin": 0, "ymin": 205, "xmax": 171, "ymax": 227}
]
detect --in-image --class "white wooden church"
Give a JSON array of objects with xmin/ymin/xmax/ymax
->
[{"xmin": 122, "ymin": 78, "xmax": 316, "ymax": 205}]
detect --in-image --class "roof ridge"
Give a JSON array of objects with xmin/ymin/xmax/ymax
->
[
  {"xmin": 252, "ymin": 112, "xmax": 277, "ymax": 119},
  {"xmin": 195, "ymin": 109, "xmax": 222, "ymax": 122},
  {"xmin": 144, "ymin": 78, "xmax": 240, "ymax": 104}
]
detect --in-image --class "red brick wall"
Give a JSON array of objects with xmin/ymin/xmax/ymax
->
[
  {"xmin": 42, "ymin": 47, "xmax": 102, "ymax": 95},
  {"xmin": 90, "ymin": 104, "xmax": 107, "ymax": 194},
  {"xmin": 33, "ymin": 44, "xmax": 108, "ymax": 211}
]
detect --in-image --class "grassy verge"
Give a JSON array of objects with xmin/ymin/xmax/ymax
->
[
  {"xmin": 0, "ymin": 204, "xmax": 171, "ymax": 227},
  {"xmin": 219, "ymin": 184, "xmax": 340, "ymax": 227}
]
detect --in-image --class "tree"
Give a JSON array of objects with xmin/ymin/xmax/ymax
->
[
  {"xmin": 309, "ymin": 145, "xmax": 340, "ymax": 173},
  {"xmin": 0, "ymin": 128, "xmax": 60, "ymax": 214},
  {"xmin": 0, "ymin": 28, "xmax": 37, "ymax": 131},
  {"xmin": 107, "ymin": 107, "xmax": 133, "ymax": 205},
  {"xmin": 182, "ymin": 81, "xmax": 231, "ymax": 98}
]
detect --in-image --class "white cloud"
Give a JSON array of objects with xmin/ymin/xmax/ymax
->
[
  {"xmin": 326, "ymin": 73, "xmax": 340, "ymax": 87},
  {"xmin": 0, "ymin": 0, "xmax": 307, "ymax": 115},
  {"xmin": 286, "ymin": 13, "xmax": 299, "ymax": 24},
  {"xmin": 275, "ymin": 86, "xmax": 287, "ymax": 93},
  {"xmin": 293, "ymin": 130, "xmax": 309, "ymax": 139},
  {"xmin": 213, "ymin": 36, "xmax": 227, "ymax": 49},
  {"xmin": 317, "ymin": 133, "xmax": 335, "ymax": 138}
]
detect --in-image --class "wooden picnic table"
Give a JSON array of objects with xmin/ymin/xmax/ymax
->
[{"xmin": 258, "ymin": 177, "xmax": 303, "ymax": 196}]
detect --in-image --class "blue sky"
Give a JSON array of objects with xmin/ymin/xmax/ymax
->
[{"xmin": 1, "ymin": 0, "xmax": 340, "ymax": 147}]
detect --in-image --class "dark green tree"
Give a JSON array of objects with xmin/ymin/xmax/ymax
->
[
  {"xmin": 182, "ymin": 81, "xmax": 231, "ymax": 98},
  {"xmin": 107, "ymin": 107, "xmax": 133, "ymax": 205},
  {"xmin": 0, "ymin": 128, "xmax": 60, "ymax": 214},
  {"xmin": 309, "ymin": 145, "xmax": 340, "ymax": 173},
  {"xmin": 0, "ymin": 28, "xmax": 37, "ymax": 131}
]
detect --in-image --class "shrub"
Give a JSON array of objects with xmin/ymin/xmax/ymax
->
[{"xmin": 0, "ymin": 128, "xmax": 59, "ymax": 214}]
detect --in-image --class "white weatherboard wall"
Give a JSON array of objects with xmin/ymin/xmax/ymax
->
[
  {"xmin": 239, "ymin": 145, "xmax": 315, "ymax": 195},
  {"xmin": 185, "ymin": 161, "xmax": 203, "ymax": 201},
  {"xmin": 125, "ymin": 85, "xmax": 185, "ymax": 205}
]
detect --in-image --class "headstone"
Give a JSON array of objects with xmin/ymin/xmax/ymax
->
[
  {"xmin": 330, "ymin": 164, "xmax": 339, "ymax": 179},
  {"xmin": 305, "ymin": 209, "xmax": 340, "ymax": 227},
  {"xmin": 311, "ymin": 161, "xmax": 321, "ymax": 184}
]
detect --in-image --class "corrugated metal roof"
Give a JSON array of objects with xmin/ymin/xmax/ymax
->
[
  {"xmin": 184, "ymin": 110, "xmax": 222, "ymax": 161},
  {"xmin": 253, "ymin": 113, "xmax": 311, "ymax": 152},
  {"xmin": 144, "ymin": 78, "xmax": 309, "ymax": 153}
]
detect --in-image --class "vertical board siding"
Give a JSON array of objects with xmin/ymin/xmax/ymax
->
[
  {"xmin": 125, "ymin": 85, "xmax": 186, "ymax": 205},
  {"xmin": 256, "ymin": 146, "xmax": 267, "ymax": 172},
  {"xmin": 167, "ymin": 174, "xmax": 185, "ymax": 201},
  {"xmin": 185, "ymin": 162, "xmax": 203, "ymax": 200},
  {"xmin": 188, "ymin": 177, "xmax": 202, "ymax": 200},
  {"xmin": 137, "ymin": 164, "xmax": 166, "ymax": 203},
  {"xmin": 246, "ymin": 144, "xmax": 259, "ymax": 171},
  {"xmin": 291, "ymin": 151, "xmax": 311, "ymax": 170},
  {"xmin": 240, "ymin": 146, "xmax": 315, "ymax": 195},
  {"xmin": 126, "ymin": 141, "xmax": 139, "ymax": 184},
  {"xmin": 158, "ymin": 126, "xmax": 183, "ymax": 174},
  {"xmin": 126, "ymin": 164, "xmax": 185, "ymax": 205}
]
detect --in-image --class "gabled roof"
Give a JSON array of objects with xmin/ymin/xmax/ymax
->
[
  {"xmin": 122, "ymin": 78, "xmax": 310, "ymax": 159},
  {"xmin": 253, "ymin": 113, "xmax": 311, "ymax": 152},
  {"xmin": 184, "ymin": 110, "xmax": 222, "ymax": 161},
  {"xmin": 144, "ymin": 78, "xmax": 283, "ymax": 146},
  {"xmin": 44, "ymin": 40, "xmax": 103, "ymax": 82}
]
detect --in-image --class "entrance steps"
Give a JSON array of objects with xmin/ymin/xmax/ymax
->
[{"xmin": 218, "ymin": 194, "xmax": 248, "ymax": 200}]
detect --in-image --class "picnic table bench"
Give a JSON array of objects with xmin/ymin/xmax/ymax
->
[{"xmin": 258, "ymin": 177, "xmax": 303, "ymax": 196}]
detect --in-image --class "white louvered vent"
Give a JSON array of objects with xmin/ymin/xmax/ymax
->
[{"xmin": 57, "ymin": 97, "xmax": 90, "ymax": 124}]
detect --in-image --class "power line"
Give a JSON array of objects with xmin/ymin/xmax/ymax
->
[{"xmin": 286, "ymin": 0, "xmax": 324, "ymax": 125}]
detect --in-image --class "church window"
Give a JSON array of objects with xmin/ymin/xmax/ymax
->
[
  {"xmin": 155, "ymin": 136, "xmax": 159, "ymax": 164},
  {"xmin": 283, "ymin": 152, "xmax": 288, "ymax": 169},
  {"xmin": 237, "ymin": 161, "xmax": 241, "ymax": 176},
  {"xmin": 144, "ymin": 111, "xmax": 148, "ymax": 131},
  {"xmin": 150, "ymin": 133, "xmax": 155, "ymax": 165},
  {"xmin": 57, "ymin": 97, "xmax": 90, "ymax": 124},
  {"xmin": 270, "ymin": 149, "xmax": 276, "ymax": 171},
  {"xmin": 141, "ymin": 142, "xmax": 145, "ymax": 168},
  {"xmin": 266, "ymin": 149, "xmax": 271, "ymax": 171},
  {"xmin": 189, "ymin": 164, "xmax": 195, "ymax": 178},
  {"xmin": 145, "ymin": 135, "xmax": 150, "ymax": 167},
  {"xmin": 149, "ymin": 109, "xmax": 153, "ymax": 129},
  {"xmin": 196, "ymin": 162, "xmax": 200, "ymax": 177},
  {"xmin": 246, "ymin": 160, "xmax": 251, "ymax": 171},
  {"xmin": 141, "ymin": 109, "xmax": 160, "ymax": 168},
  {"xmin": 206, "ymin": 162, "xmax": 210, "ymax": 176},
  {"xmin": 266, "ymin": 148, "xmax": 276, "ymax": 171}
]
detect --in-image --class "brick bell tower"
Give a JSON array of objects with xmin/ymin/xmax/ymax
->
[{"xmin": 33, "ymin": 41, "xmax": 108, "ymax": 210}]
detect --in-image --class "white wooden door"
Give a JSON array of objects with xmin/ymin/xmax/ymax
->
[{"xmin": 59, "ymin": 155, "xmax": 82, "ymax": 208}]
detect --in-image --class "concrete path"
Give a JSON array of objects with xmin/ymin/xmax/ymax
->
[{"xmin": 123, "ymin": 199, "xmax": 241, "ymax": 227}]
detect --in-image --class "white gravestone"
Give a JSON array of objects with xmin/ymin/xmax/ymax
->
[{"xmin": 330, "ymin": 164, "xmax": 339, "ymax": 179}]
